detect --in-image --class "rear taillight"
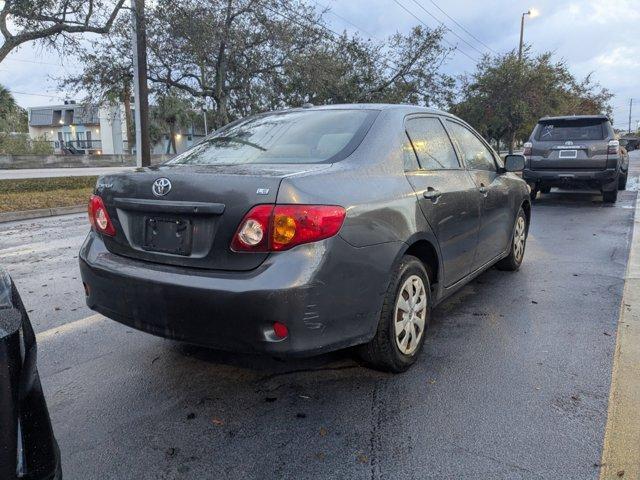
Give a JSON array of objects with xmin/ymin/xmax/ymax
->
[
  {"xmin": 523, "ymin": 142, "xmax": 532, "ymax": 156},
  {"xmin": 88, "ymin": 195, "xmax": 116, "ymax": 236},
  {"xmin": 231, "ymin": 204, "xmax": 346, "ymax": 252},
  {"xmin": 608, "ymin": 139, "xmax": 619, "ymax": 155}
]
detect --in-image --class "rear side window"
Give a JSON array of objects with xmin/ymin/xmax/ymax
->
[
  {"xmin": 405, "ymin": 117, "xmax": 459, "ymax": 170},
  {"xmin": 165, "ymin": 109, "xmax": 377, "ymax": 165},
  {"xmin": 535, "ymin": 119, "xmax": 606, "ymax": 141},
  {"xmin": 446, "ymin": 121, "xmax": 496, "ymax": 172}
]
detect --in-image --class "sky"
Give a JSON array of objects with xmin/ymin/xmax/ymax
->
[{"xmin": 1, "ymin": 0, "xmax": 639, "ymax": 130}]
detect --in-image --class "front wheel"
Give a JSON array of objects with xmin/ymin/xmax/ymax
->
[
  {"xmin": 359, "ymin": 255, "xmax": 431, "ymax": 373},
  {"xmin": 618, "ymin": 172, "xmax": 628, "ymax": 191},
  {"xmin": 495, "ymin": 207, "xmax": 528, "ymax": 271}
]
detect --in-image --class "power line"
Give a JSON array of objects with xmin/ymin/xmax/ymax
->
[
  {"xmin": 390, "ymin": 0, "xmax": 480, "ymax": 63},
  {"xmin": 408, "ymin": 0, "xmax": 487, "ymax": 56},
  {"xmin": 313, "ymin": 1, "xmax": 380, "ymax": 41},
  {"xmin": 3, "ymin": 57, "xmax": 65, "ymax": 67},
  {"xmin": 9, "ymin": 90, "xmax": 64, "ymax": 99},
  {"xmin": 426, "ymin": 0, "xmax": 498, "ymax": 54}
]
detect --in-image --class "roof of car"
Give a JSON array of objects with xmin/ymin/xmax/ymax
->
[
  {"xmin": 296, "ymin": 103, "xmax": 451, "ymax": 116},
  {"xmin": 538, "ymin": 114, "xmax": 610, "ymax": 121}
]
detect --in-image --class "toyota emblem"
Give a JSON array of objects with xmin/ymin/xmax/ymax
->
[{"xmin": 152, "ymin": 178, "xmax": 172, "ymax": 196}]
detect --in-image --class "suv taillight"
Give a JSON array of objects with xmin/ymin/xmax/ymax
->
[
  {"xmin": 608, "ymin": 139, "xmax": 620, "ymax": 155},
  {"xmin": 523, "ymin": 142, "xmax": 532, "ymax": 156},
  {"xmin": 231, "ymin": 204, "xmax": 346, "ymax": 252},
  {"xmin": 88, "ymin": 195, "xmax": 116, "ymax": 236}
]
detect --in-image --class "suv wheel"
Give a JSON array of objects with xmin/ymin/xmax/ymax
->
[
  {"xmin": 618, "ymin": 172, "xmax": 628, "ymax": 191},
  {"xmin": 359, "ymin": 255, "xmax": 431, "ymax": 373},
  {"xmin": 529, "ymin": 186, "xmax": 539, "ymax": 201},
  {"xmin": 496, "ymin": 207, "xmax": 528, "ymax": 271},
  {"xmin": 603, "ymin": 190, "xmax": 618, "ymax": 203},
  {"xmin": 540, "ymin": 186, "xmax": 551, "ymax": 194}
]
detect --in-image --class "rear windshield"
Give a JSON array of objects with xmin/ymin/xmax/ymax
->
[
  {"xmin": 535, "ymin": 119, "xmax": 607, "ymax": 141},
  {"xmin": 165, "ymin": 109, "xmax": 377, "ymax": 165}
]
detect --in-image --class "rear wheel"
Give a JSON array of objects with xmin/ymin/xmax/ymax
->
[
  {"xmin": 529, "ymin": 186, "xmax": 539, "ymax": 201},
  {"xmin": 359, "ymin": 255, "xmax": 430, "ymax": 373},
  {"xmin": 618, "ymin": 172, "xmax": 628, "ymax": 191},
  {"xmin": 496, "ymin": 207, "xmax": 527, "ymax": 271},
  {"xmin": 540, "ymin": 186, "xmax": 551, "ymax": 194},
  {"xmin": 603, "ymin": 189, "xmax": 618, "ymax": 203}
]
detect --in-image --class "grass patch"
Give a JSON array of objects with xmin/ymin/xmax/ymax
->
[{"xmin": 0, "ymin": 176, "xmax": 97, "ymax": 213}]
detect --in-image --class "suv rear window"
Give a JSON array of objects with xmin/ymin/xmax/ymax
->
[
  {"xmin": 165, "ymin": 109, "xmax": 377, "ymax": 165},
  {"xmin": 535, "ymin": 119, "xmax": 606, "ymax": 141}
]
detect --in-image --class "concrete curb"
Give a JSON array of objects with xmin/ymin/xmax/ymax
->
[{"xmin": 0, "ymin": 205, "xmax": 85, "ymax": 223}]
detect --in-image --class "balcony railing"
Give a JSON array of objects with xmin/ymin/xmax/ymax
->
[{"xmin": 51, "ymin": 139, "xmax": 102, "ymax": 154}]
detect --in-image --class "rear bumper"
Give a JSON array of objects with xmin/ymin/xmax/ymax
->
[
  {"xmin": 523, "ymin": 168, "xmax": 618, "ymax": 190},
  {"xmin": 79, "ymin": 232, "xmax": 400, "ymax": 356}
]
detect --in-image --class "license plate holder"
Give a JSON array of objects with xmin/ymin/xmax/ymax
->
[
  {"xmin": 559, "ymin": 149, "xmax": 578, "ymax": 159},
  {"xmin": 143, "ymin": 217, "xmax": 192, "ymax": 256}
]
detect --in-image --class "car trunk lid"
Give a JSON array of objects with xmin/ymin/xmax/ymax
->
[{"xmin": 95, "ymin": 164, "xmax": 329, "ymax": 271}]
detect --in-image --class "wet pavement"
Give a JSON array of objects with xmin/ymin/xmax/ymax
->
[{"xmin": 1, "ymin": 151, "xmax": 639, "ymax": 479}]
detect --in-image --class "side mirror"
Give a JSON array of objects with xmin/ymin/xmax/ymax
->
[{"xmin": 504, "ymin": 154, "xmax": 525, "ymax": 172}]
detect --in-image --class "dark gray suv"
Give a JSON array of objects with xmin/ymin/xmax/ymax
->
[
  {"xmin": 523, "ymin": 115, "xmax": 629, "ymax": 203},
  {"xmin": 79, "ymin": 104, "xmax": 531, "ymax": 372}
]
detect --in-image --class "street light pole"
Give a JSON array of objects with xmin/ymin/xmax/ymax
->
[{"xmin": 518, "ymin": 11, "xmax": 530, "ymax": 61}]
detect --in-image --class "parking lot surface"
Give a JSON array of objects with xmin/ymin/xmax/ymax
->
[{"xmin": 1, "ymin": 151, "xmax": 638, "ymax": 479}]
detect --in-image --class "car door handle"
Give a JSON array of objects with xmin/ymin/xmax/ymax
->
[{"xmin": 423, "ymin": 188, "xmax": 442, "ymax": 200}]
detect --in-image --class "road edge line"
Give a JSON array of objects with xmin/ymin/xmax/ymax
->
[
  {"xmin": 36, "ymin": 314, "xmax": 106, "ymax": 343},
  {"xmin": 600, "ymin": 192, "xmax": 640, "ymax": 479}
]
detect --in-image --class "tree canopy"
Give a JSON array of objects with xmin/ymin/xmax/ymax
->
[
  {"xmin": 452, "ymin": 48, "xmax": 613, "ymax": 152},
  {"xmin": 61, "ymin": 0, "xmax": 455, "ymax": 130},
  {"xmin": 0, "ymin": 0, "xmax": 125, "ymax": 62}
]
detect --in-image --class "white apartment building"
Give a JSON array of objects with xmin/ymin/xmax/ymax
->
[{"xmin": 27, "ymin": 101, "xmax": 204, "ymax": 155}]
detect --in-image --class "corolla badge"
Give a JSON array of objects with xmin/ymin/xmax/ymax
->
[{"xmin": 152, "ymin": 177, "xmax": 172, "ymax": 196}]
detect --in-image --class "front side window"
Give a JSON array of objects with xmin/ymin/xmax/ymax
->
[
  {"xmin": 165, "ymin": 109, "xmax": 377, "ymax": 165},
  {"xmin": 446, "ymin": 121, "xmax": 496, "ymax": 172},
  {"xmin": 405, "ymin": 117, "xmax": 460, "ymax": 170}
]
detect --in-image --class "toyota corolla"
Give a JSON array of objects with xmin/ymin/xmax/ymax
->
[{"xmin": 79, "ymin": 104, "xmax": 531, "ymax": 372}]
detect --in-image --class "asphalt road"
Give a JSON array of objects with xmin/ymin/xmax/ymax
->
[{"xmin": 1, "ymin": 151, "xmax": 639, "ymax": 479}]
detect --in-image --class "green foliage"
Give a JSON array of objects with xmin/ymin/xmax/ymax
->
[
  {"xmin": 0, "ymin": 133, "xmax": 54, "ymax": 155},
  {"xmin": 62, "ymin": 0, "xmax": 455, "ymax": 131},
  {"xmin": 452, "ymin": 48, "xmax": 613, "ymax": 151},
  {"xmin": 0, "ymin": 85, "xmax": 28, "ymax": 133}
]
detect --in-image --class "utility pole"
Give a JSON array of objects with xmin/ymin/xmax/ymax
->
[
  {"xmin": 131, "ymin": 0, "xmax": 151, "ymax": 167},
  {"xmin": 629, "ymin": 98, "xmax": 633, "ymax": 134}
]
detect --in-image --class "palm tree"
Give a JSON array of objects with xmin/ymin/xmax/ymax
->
[{"xmin": 0, "ymin": 85, "xmax": 27, "ymax": 133}]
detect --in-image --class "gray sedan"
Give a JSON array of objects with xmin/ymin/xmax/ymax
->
[{"xmin": 79, "ymin": 104, "xmax": 530, "ymax": 372}]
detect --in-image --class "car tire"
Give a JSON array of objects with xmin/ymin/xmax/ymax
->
[
  {"xmin": 495, "ymin": 207, "xmax": 528, "ymax": 272},
  {"xmin": 540, "ymin": 186, "xmax": 551, "ymax": 194},
  {"xmin": 618, "ymin": 173, "xmax": 628, "ymax": 191},
  {"xmin": 529, "ymin": 187, "xmax": 539, "ymax": 201},
  {"xmin": 359, "ymin": 255, "xmax": 431, "ymax": 373},
  {"xmin": 603, "ymin": 190, "xmax": 618, "ymax": 203}
]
